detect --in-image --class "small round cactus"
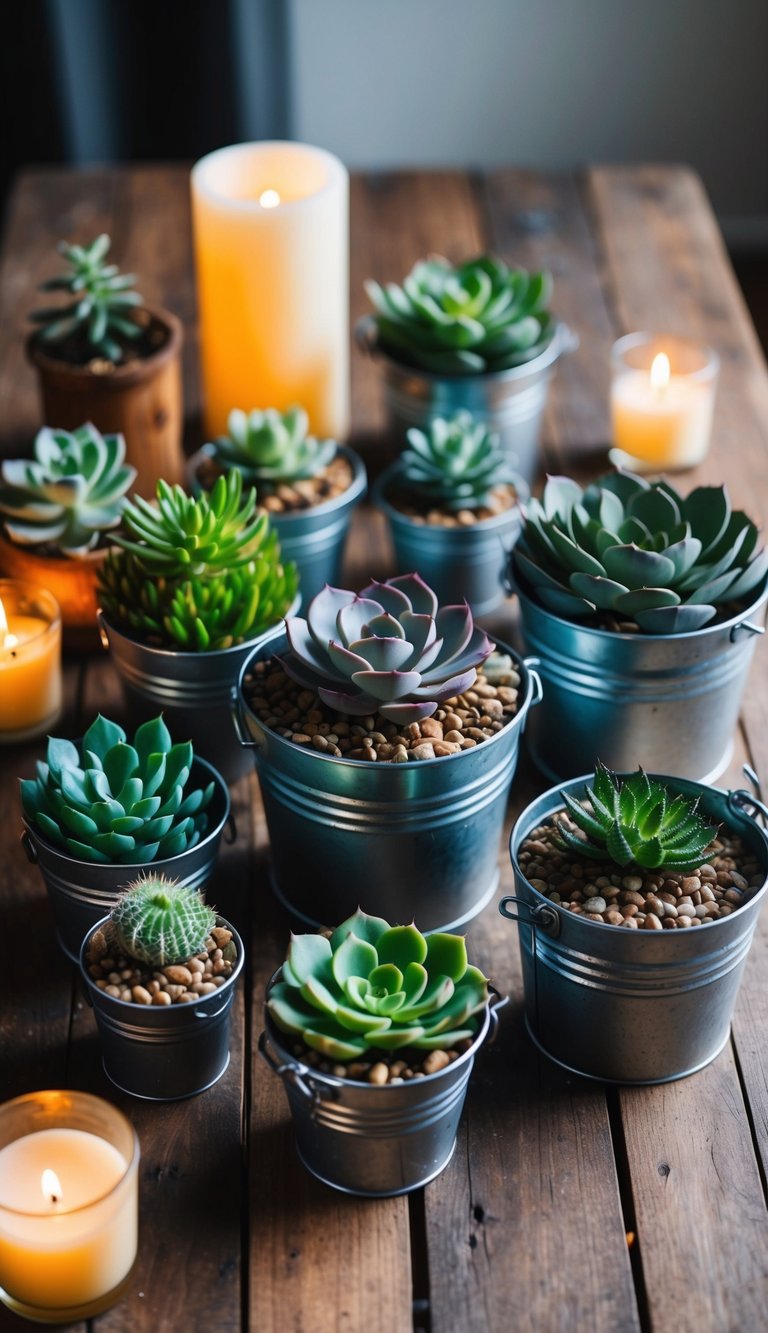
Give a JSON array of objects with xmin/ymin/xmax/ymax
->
[{"xmin": 109, "ymin": 874, "xmax": 216, "ymax": 967}]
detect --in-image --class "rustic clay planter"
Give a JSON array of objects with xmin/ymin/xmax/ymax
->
[{"xmin": 0, "ymin": 533, "xmax": 106, "ymax": 653}]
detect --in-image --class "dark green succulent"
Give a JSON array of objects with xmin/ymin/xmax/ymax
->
[
  {"xmin": 514, "ymin": 472, "xmax": 768, "ymax": 634},
  {"xmin": 555, "ymin": 763, "xmax": 717, "ymax": 873},
  {"xmin": 30, "ymin": 234, "xmax": 143, "ymax": 363},
  {"xmin": 399, "ymin": 411, "xmax": 520, "ymax": 511},
  {"xmin": 211, "ymin": 407, "xmax": 337, "ymax": 486},
  {"xmin": 365, "ymin": 254, "xmax": 553, "ymax": 375},
  {"xmin": 108, "ymin": 874, "xmax": 216, "ymax": 966}
]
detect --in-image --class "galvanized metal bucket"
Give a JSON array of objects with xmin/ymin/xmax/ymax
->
[
  {"xmin": 260, "ymin": 987, "xmax": 506, "ymax": 1195},
  {"xmin": 80, "ymin": 916, "xmax": 243, "ymax": 1100},
  {"xmin": 513, "ymin": 575, "xmax": 768, "ymax": 783},
  {"xmin": 234, "ymin": 628, "xmax": 542, "ymax": 931},
  {"xmin": 372, "ymin": 462, "xmax": 528, "ymax": 617},
  {"xmin": 356, "ymin": 318, "xmax": 577, "ymax": 483},
  {"xmin": 22, "ymin": 757, "xmax": 233, "ymax": 963},
  {"xmin": 501, "ymin": 774, "xmax": 768, "ymax": 1084}
]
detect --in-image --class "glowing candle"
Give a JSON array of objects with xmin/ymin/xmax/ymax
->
[
  {"xmin": 0, "ymin": 581, "xmax": 62, "ymax": 744},
  {"xmin": 0, "ymin": 1091, "xmax": 139, "ymax": 1323},
  {"xmin": 610, "ymin": 333, "xmax": 719, "ymax": 471},
  {"xmin": 191, "ymin": 140, "xmax": 349, "ymax": 441}
]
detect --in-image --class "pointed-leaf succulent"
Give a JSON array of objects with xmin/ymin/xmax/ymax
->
[
  {"xmin": 399, "ymin": 411, "xmax": 520, "ymax": 511},
  {"xmin": 108, "ymin": 874, "xmax": 217, "ymax": 966},
  {"xmin": 211, "ymin": 406, "xmax": 337, "ymax": 486},
  {"xmin": 268, "ymin": 908, "xmax": 490, "ymax": 1061},
  {"xmin": 29, "ymin": 234, "xmax": 143, "ymax": 363}
]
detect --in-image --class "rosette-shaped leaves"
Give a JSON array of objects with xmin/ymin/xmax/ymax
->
[
  {"xmin": 212, "ymin": 406, "xmax": 337, "ymax": 485},
  {"xmin": 20, "ymin": 714, "xmax": 214, "ymax": 865},
  {"xmin": 400, "ymin": 411, "xmax": 520, "ymax": 511},
  {"xmin": 0, "ymin": 424, "xmax": 135, "ymax": 555},
  {"xmin": 514, "ymin": 471, "xmax": 767, "ymax": 634},
  {"xmin": 284, "ymin": 573, "xmax": 493, "ymax": 724},
  {"xmin": 555, "ymin": 763, "xmax": 717, "ymax": 873},
  {"xmin": 30, "ymin": 234, "xmax": 143, "ymax": 363},
  {"xmin": 114, "ymin": 471, "xmax": 267, "ymax": 578},
  {"xmin": 366, "ymin": 254, "xmax": 553, "ymax": 375},
  {"xmin": 109, "ymin": 874, "xmax": 216, "ymax": 966},
  {"xmin": 268, "ymin": 908, "xmax": 489, "ymax": 1060}
]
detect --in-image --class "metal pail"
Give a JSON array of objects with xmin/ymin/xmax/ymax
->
[
  {"xmin": 514, "ymin": 578, "xmax": 768, "ymax": 783},
  {"xmin": 80, "ymin": 917, "xmax": 243, "ymax": 1100},
  {"xmin": 22, "ymin": 757, "xmax": 232, "ymax": 962},
  {"xmin": 260, "ymin": 989, "xmax": 505, "ymax": 1195},
  {"xmin": 502, "ymin": 775, "xmax": 768, "ymax": 1083},
  {"xmin": 234, "ymin": 629, "xmax": 542, "ymax": 931}
]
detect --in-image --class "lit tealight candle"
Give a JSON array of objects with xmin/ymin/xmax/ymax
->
[
  {"xmin": 259, "ymin": 188, "xmax": 280, "ymax": 209},
  {"xmin": 610, "ymin": 333, "xmax": 719, "ymax": 471},
  {"xmin": 0, "ymin": 580, "xmax": 62, "ymax": 744}
]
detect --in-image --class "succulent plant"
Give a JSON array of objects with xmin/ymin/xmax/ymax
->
[
  {"xmin": 284, "ymin": 573, "xmax": 492, "ymax": 725},
  {"xmin": 108, "ymin": 874, "xmax": 216, "ymax": 966},
  {"xmin": 514, "ymin": 472, "xmax": 768, "ymax": 634},
  {"xmin": 0, "ymin": 423, "xmax": 136, "ymax": 555},
  {"xmin": 20, "ymin": 714, "xmax": 215, "ymax": 865},
  {"xmin": 29, "ymin": 234, "xmax": 143, "ymax": 363},
  {"xmin": 97, "ymin": 471, "xmax": 298, "ymax": 651},
  {"xmin": 210, "ymin": 406, "xmax": 337, "ymax": 486},
  {"xmin": 399, "ymin": 411, "xmax": 520, "ymax": 511},
  {"xmin": 555, "ymin": 763, "xmax": 717, "ymax": 873},
  {"xmin": 365, "ymin": 254, "xmax": 553, "ymax": 375},
  {"xmin": 268, "ymin": 908, "xmax": 489, "ymax": 1060}
]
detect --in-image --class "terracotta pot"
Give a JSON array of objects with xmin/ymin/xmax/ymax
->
[
  {"xmin": 0, "ymin": 533, "xmax": 106, "ymax": 653},
  {"xmin": 26, "ymin": 305, "xmax": 184, "ymax": 499}
]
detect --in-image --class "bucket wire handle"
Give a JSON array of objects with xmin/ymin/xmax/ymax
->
[
  {"xmin": 258, "ymin": 1030, "xmax": 344, "ymax": 1113},
  {"xmin": 499, "ymin": 894, "xmax": 560, "ymax": 937},
  {"xmin": 21, "ymin": 829, "xmax": 38, "ymax": 865},
  {"xmin": 728, "ymin": 765, "xmax": 768, "ymax": 828},
  {"xmin": 730, "ymin": 620, "xmax": 765, "ymax": 643},
  {"xmin": 487, "ymin": 987, "xmax": 509, "ymax": 1045},
  {"xmin": 230, "ymin": 691, "xmax": 261, "ymax": 750},
  {"xmin": 224, "ymin": 813, "xmax": 237, "ymax": 845},
  {"xmin": 523, "ymin": 657, "xmax": 544, "ymax": 709},
  {"xmin": 354, "ymin": 315, "xmax": 379, "ymax": 358}
]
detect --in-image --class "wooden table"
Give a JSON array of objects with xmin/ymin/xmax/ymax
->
[{"xmin": 1, "ymin": 165, "xmax": 768, "ymax": 1333}]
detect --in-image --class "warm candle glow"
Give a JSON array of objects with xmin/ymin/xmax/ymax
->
[
  {"xmin": 650, "ymin": 351, "xmax": 670, "ymax": 392},
  {"xmin": 0, "ymin": 595, "xmax": 7, "ymax": 639},
  {"xmin": 259, "ymin": 188, "xmax": 280, "ymax": 208},
  {"xmin": 41, "ymin": 1169, "xmax": 62, "ymax": 1205}
]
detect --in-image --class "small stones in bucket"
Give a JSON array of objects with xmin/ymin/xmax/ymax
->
[
  {"xmin": 289, "ymin": 1039, "xmax": 475, "ymax": 1083},
  {"xmin": 87, "ymin": 926, "xmax": 237, "ymax": 1003}
]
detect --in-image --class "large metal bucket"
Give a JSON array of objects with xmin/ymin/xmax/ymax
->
[
  {"xmin": 373, "ymin": 463, "xmax": 527, "ymax": 617},
  {"xmin": 260, "ymin": 989, "xmax": 505, "ymax": 1195},
  {"xmin": 357, "ymin": 319, "xmax": 576, "ymax": 483},
  {"xmin": 234, "ymin": 628, "xmax": 541, "ymax": 931},
  {"xmin": 80, "ymin": 917, "xmax": 243, "ymax": 1100},
  {"xmin": 514, "ymin": 578, "xmax": 768, "ymax": 783},
  {"xmin": 502, "ymin": 775, "xmax": 768, "ymax": 1083},
  {"xmin": 22, "ymin": 757, "xmax": 232, "ymax": 962}
]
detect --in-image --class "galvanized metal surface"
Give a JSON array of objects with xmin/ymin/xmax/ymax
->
[
  {"xmin": 234, "ymin": 627, "xmax": 542, "ymax": 932},
  {"xmin": 503, "ymin": 775, "xmax": 768, "ymax": 1083},
  {"xmin": 514, "ymin": 577, "xmax": 768, "ymax": 783}
]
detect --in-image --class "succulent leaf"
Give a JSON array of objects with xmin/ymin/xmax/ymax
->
[
  {"xmin": 208, "ymin": 406, "xmax": 337, "ymax": 486},
  {"xmin": 108, "ymin": 874, "xmax": 216, "ymax": 966},
  {"xmin": 397, "ymin": 412, "xmax": 521, "ymax": 511},
  {"xmin": 30, "ymin": 236, "xmax": 143, "ymax": 362}
]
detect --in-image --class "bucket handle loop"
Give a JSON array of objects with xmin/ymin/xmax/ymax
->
[
  {"xmin": 96, "ymin": 608, "xmax": 110, "ymax": 652},
  {"xmin": 194, "ymin": 1001, "xmax": 229, "ymax": 1020},
  {"xmin": 231, "ymin": 691, "xmax": 262, "ymax": 750},
  {"xmin": 499, "ymin": 894, "xmax": 560, "ymax": 938},
  {"xmin": 730, "ymin": 620, "xmax": 765, "ymax": 643},
  {"xmin": 727, "ymin": 779, "xmax": 768, "ymax": 830},
  {"xmin": 487, "ymin": 987, "xmax": 509, "ymax": 1045},
  {"xmin": 354, "ymin": 315, "xmax": 379, "ymax": 359},
  {"xmin": 21, "ymin": 829, "xmax": 38, "ymax": 865},
  {"xmin": 523, "ymin": 657, "xmax": 544, "ymax": 709},
  {"xmin": 258, "ymin": 1030, "xmax": 344, "ymax": 1113},
  {"xmin": 224, "ymin": 813, "xmax": 237, "ymax": 845}
]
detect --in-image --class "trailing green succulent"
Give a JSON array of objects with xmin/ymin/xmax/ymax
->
[
  {"xmin": 21, "ymin": 714, "xmax": 215, "ymax": 865},
  {"xmin": 268, "ymin": 908, "xmax": 490, "ymax": 1060},
  {"xmin": 399, "ymin": 411, "xmax": 520, "ymax": 511},
  {"xmin": 514, "ymin": 471, "xmax": 768, "ymax": 634},
  {"xmin": 555, "ymin": 763, "xmax": 717, "ymax": 873},
  {"xmin": 108, "ymin": 874, "xmax": 216, "ymax": 966},
  {"xmin": 0, "ymin": 423, "xmax": 136, "ymax": 555},
  {"xmin": 210, "ymin": 406, "xmax": 337, "ymax": 487},
  {"xmin": 29, "ymin": 234, "xmax": 143, "ymax": 363},
  {"xmin": 97, "ymin": 471, "xmax": 298, "ymax": 650},
  {"xmin": 365, "ymin": 254, "xmax": 554, "ymax": 375}
]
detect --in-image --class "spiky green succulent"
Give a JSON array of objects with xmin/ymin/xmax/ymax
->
[
  {"xmin": 555, "ymin": 763, "xmax": 717, "ymax": 873},
  {"xmin": 29, "ymin": 234, "xmax": 143, "ymax": 363},
  {"xmin": 0, "ymin": 424, "xmax": 135, "ymax": 555},
  {"xmin": 268, "ymin": 908, "xmax": 489, "ymax": 1061},
  {"xmin": 514, "ymin": 472, "xmax": 768, "ymax": 634},
  {"xmin": 399, "ymin": 411, "xmax": 520, "ymax": 511},
  {"xmin": 210, "ymin": 406, "xmax": 337, "ymax": 486},
  {"xmin": 21, "ymin": 715, "xmax": 215, "ymax": 866},
  {"xmin": 97, "ymin": 471, "xmax": 298, "ymax": 650},
  {"xmin": 365, "ymin": 254, "xmax": 553, "ymax": 375},
  {"xmin": 108, "ymin": 874, "xmax": 216, "ymax": 966}
]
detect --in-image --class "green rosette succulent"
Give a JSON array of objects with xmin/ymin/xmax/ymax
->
[
  {"xmin": 514, "ymin": 471, "xmax": 768, "ymax": 634},
  {"xmin": 365, "ymin": 254, "xmax": 553, "ymax": 375},
  {"xmin": 20, "ymin": 714, "xmax": 214, "ymax": 865},
  {"xmin": 268, "ymin": 908, "xmax": 490, "ymax": 1060},
  {"xmin": 399, "ymin": 411, "xmax": 520, "ymax": 512},
  {"xmin": 108, "ymin": 874, "xmax": 216, "ymax": 966},
  {"xmin": 555, "ymin": 763, "xmax": 717, "ymax": 873},
  {"xmin": 211, "ymin": 406, "xmax": 337, "ymax": 486},
  {"xmin": 0, "ymin": 423, "xmax": 136, "ymax": 555},
  {"xmin": 30, "ymin": 234, "xmax": 143, "ymax": 363}
]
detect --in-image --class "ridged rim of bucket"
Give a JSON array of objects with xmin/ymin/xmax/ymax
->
[
  {"xmin": 99, "ymin": 592, "xmax": 301, "ymax": 667},
  {"xmin": 187, "ymin": 444, "xmax": 367, "ymax": 519},
  {"xmin": 80, "ymin": 914, "xmax": 244, "ymax": 1012},
  {"xmin": 372, "ymin": 462, "xmax": 530, "ymax": 536}
]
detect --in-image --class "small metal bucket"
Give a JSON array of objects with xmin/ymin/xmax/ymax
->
[
  {"xmin": 372, "ymin": 463, "xmax": 528, "ymax": 617},
  {"xmin": 357, "ymin": 319, "xmax": 577, "ymax": 483},
  {"xmin": 234, "ymin": 629, "xmax": 542, "ymax": 931},
  {"xmin": 22, "ymin": 757, "xmax": 233, "ymax": 962},
  {"xmin": 260, "ymin": 987, "xmax": 506, "ymax": 1195},
  {"xmin": 501, "ymin": 774, "xmax": 768, "ymax": 1084},
  {"xmin": 513, "ymin": 576, "xmax": 768, "ymax": 783},
  {"xmin": 80, "ymin": 916, "xmax": 243, "ymax": 1100}
]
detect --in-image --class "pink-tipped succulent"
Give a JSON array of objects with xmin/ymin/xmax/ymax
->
[{"xmin": 284, "ymin": 573, "xmax": 493, "ymax": 725}]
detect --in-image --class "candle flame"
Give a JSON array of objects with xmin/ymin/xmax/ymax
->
[
  {"xmin": 0, "ymin": 594, "xmax": 6, "ymax": 638},
  {"xmin": 650, "ymin": 352, "xmax": 670, "ymax": 392},
  {"xmin": 41, "ymin": 1169, "xmax": 62, "ymax": 1204},
  {"xmin": 259, "ymin": 188, "xmax": 281, "ymax": 209}
]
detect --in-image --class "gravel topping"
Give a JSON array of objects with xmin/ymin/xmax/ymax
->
[
  {"xmin": 195, "ymin": 453, "xmax": 353, "ymax": 514},
  {"xmin": 287, "ymin": 1037, "xmax": 475, "ymax": 1083},
  {"xmin": 86, "ymin": 925, "xmax": 237, "ymax": 1003},
  {"xmin": 388, "ymin": 481, "xmax": 519, "ymax": 528}
]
